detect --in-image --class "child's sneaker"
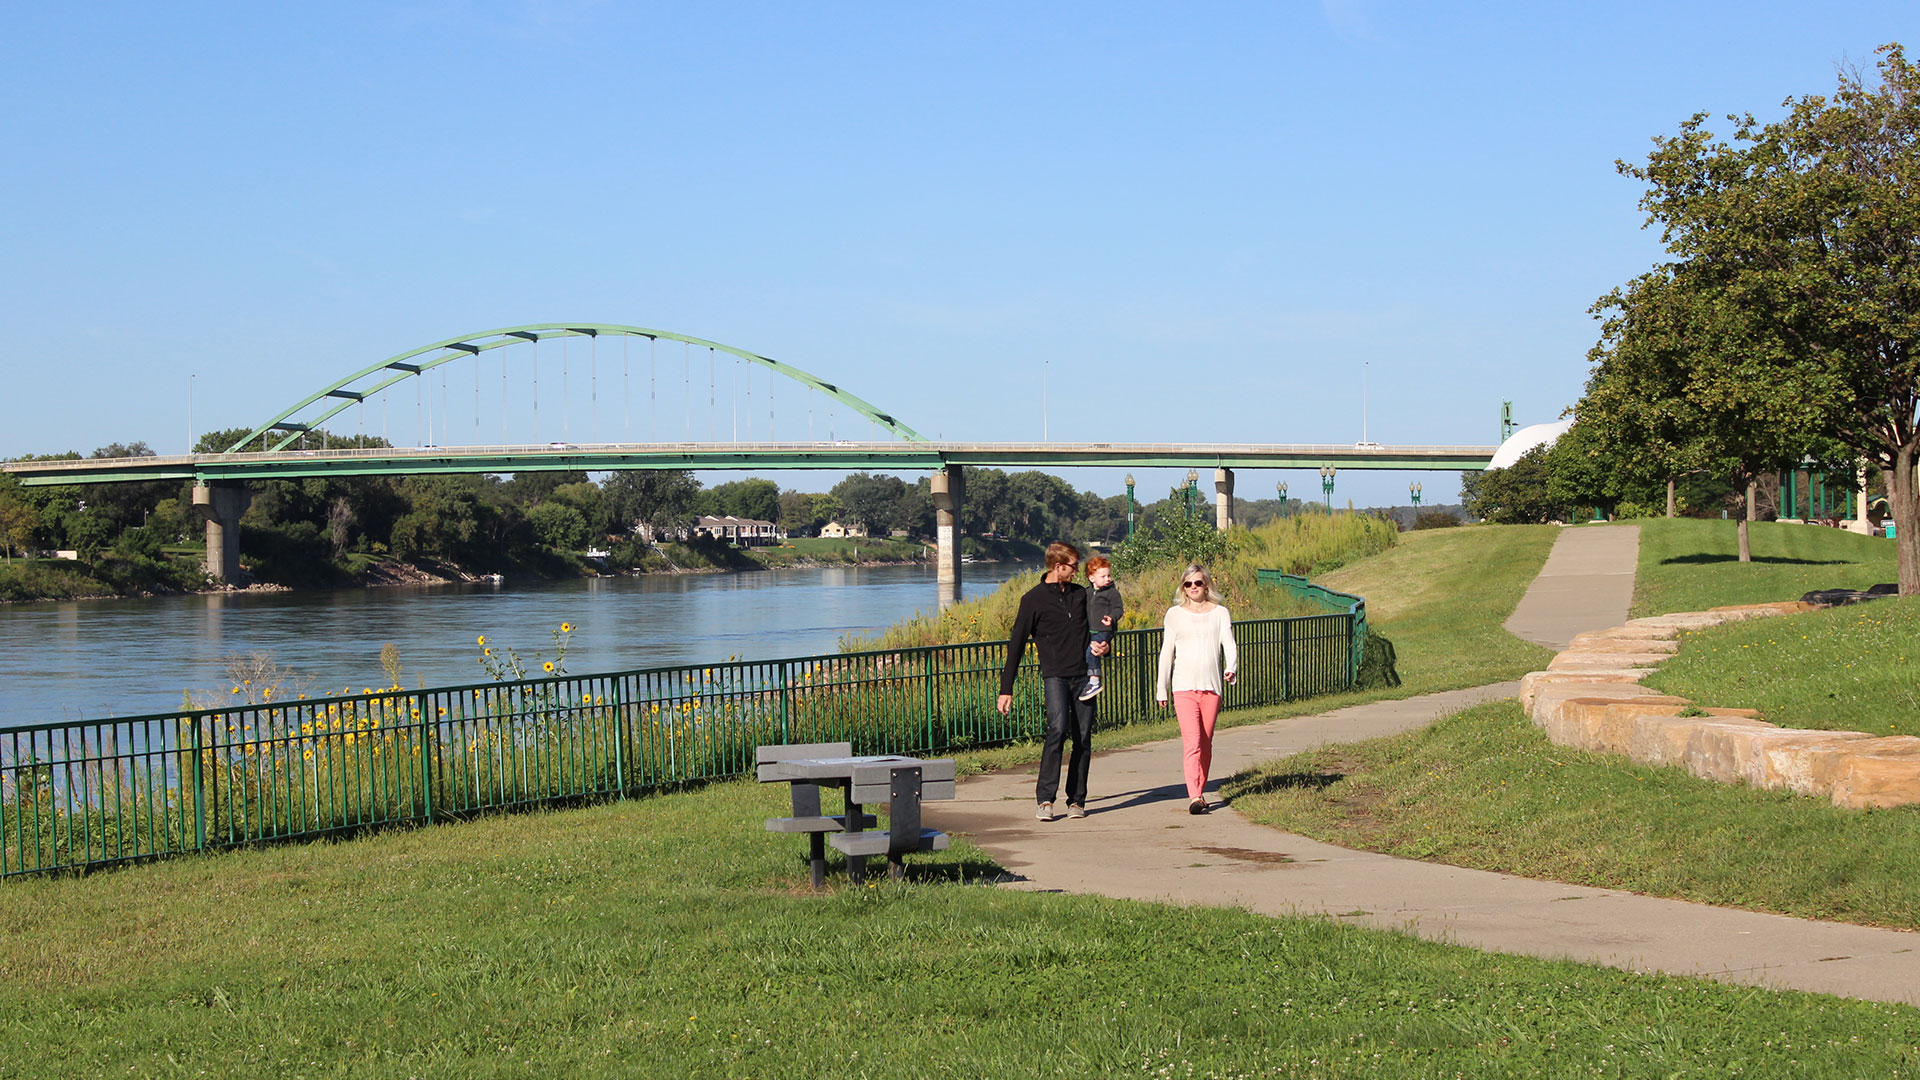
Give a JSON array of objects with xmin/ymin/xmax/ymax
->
[{"xmin": 1078, "ymin": 676, "xmax": 1103, "ymax": 701}]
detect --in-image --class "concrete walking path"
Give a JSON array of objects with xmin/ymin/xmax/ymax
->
[
  {"xmin": 1504, "ymin": 524, "xmax": 1640, "ymax": 650},
  {"xmin": 927, "ymin": 526, "xmax": 1920, "ymax": 1005}
]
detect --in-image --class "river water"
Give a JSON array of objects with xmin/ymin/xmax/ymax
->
[{"xmin": 0, "ymin": 562, "xmax": 1033, "ymax": 729}]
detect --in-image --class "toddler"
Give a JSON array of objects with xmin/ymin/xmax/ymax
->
[{"xmin": 1079, "ymin": 556, "xmax": 1124, "ymax": 700}]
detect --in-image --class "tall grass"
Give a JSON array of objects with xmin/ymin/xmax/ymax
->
[{"xmin": 854, "ymin": 512, "xmax": 1398, "ymax": 651}]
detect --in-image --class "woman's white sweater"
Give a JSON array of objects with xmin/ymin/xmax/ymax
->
[{"xmin": 1155, "ymin": 604, "xmax": 1238, "ymax": 699}]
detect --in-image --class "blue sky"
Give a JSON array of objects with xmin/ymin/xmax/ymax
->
[{"xmin": 3, "ymin": 2, "xmax": 1914, "ymax": 507}]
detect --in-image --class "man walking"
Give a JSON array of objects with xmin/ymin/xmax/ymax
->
[{"xmin": 998, "ymin": 542, "xmax": 1107, "ymax": 821}]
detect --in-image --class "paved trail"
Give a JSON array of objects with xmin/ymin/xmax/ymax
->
[{"xmin": 927, "ymin": 526, "xmax": 1920, "ymax": 1005}]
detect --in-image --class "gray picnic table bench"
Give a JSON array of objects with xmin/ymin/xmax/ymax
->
[{"xmin": 755, "ymin": 742, "xmax": 955, "ymax": 887}]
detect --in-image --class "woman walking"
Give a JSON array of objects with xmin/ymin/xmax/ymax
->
[{"xmin": 1155, "ymin": 564, "xmax": 1238, "ymax": 814}]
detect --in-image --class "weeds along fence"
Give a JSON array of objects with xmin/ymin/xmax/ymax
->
[{"xmin": 1, "ymin": 609, "xmax": 1357, "ymax": 878}]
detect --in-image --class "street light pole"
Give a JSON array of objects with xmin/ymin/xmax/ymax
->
[
  {"xmin": 1409, "ymin": 481, "xmax": 1422, "ymax": 509},
  {"xmin": 1320, "ymin": 466, "xmax": 1337, "ymax": 510},
  {"xmin": 1276, "ymin": 479, "xmax": 1288, "ymax": 518},
  {"xmin": 1125, "ymin": 473, "xmax": 1136, "ymax": 539},
  {"xmin": 1185, "ymin": 470, "xmax": 1199, "ymax": 519}
]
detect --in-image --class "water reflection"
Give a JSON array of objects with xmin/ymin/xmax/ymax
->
[{"xmin": 0, "ymin": 563, "xmax": 1031, "ymax": 728}]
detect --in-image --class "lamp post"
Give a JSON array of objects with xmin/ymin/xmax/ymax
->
[
  {"xmin": 1185, "ymin": 470, "xmax": 1199, "ymax": 519},
  {"xmin": 1409, "ymin": 481, "xmax": 1422, "ymax": 509},
  {"xmin": 1320, "ymin": 466, "xmax": 1337, "ymax": 509},
  {"xmin": 1125, "ymin": 473, "xmax": 1136, "ymax": 539},
  {"xmin": 1276, "ymin": 479, "xmax": 1288, "ymax": 518}
]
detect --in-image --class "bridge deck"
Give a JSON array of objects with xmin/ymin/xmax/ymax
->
[{"xmin": 5, "ymin": 441, "xmax": 1498, "ymax": 485}]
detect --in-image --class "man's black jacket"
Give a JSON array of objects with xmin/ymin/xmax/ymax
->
[{"xmin": 1000, "ymin": 575, "xmax": 1091, "ymax": 693}]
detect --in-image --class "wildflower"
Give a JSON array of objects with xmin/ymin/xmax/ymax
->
[
  {"xmin": 543, "ymin": 661, "xmax": 556, "ymax": 673},
  {"xmin": 477, "ymin": 635, "xmax": 487, "ymax": 646},
  {"xmin": 560, "ymin": 622, "xmax": 573, "ymax": 633}
]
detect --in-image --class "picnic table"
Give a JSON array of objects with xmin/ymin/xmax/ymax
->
[{"xmin": 756, "ymin": 742, "xmax": 955, "ymax": 887}]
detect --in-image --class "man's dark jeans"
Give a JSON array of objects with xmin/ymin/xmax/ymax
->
[{"xmin": 1037, "ymin": 675, "xmax": 1097, "ymax": 807}]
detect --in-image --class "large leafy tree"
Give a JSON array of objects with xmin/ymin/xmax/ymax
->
[
  {"xmin": 1583, "ymin": 264, "xmax": 1842, "ymax": 559},
  {"xmin": 1620, "ymin": 44, "xmax": 1920, "ymax": 587}
]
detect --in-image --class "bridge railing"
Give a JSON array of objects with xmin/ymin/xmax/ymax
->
[{"xmin": 0, "ymin": 610, "xmax": 1357, "ymax": 879}]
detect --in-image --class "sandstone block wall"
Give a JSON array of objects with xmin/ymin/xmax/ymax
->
[{"xmin": 1520, "ymin": 601, "xmax": 1920, "ymax": 810}]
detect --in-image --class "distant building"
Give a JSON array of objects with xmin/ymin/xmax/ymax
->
[
  {"xmin": 694, "ymin": 515, "xmax": 784, "ymax": 546},
  {"xmin": 818, "ymin": 520, "xmax": 867, "ymax": 539}
]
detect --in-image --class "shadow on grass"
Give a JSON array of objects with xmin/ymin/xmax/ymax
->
[
  {"xmin": 1659, "ymin": 554, "xmax": 1848, "ymax": 566},
  {"xmin": 1226, "ymin": 771, "xmax": 1347, "ymax": 798}
]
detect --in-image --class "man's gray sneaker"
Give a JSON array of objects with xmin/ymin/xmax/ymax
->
[{"xmin": 1036, "ymin": 802, "xmax": 1055, "ymax": 822}]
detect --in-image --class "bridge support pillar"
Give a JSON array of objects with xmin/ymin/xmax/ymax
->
[
  {"xmin": 1214, "ymin": 468, "xmax": 1234, "ymax": 532},
  {"xmin": 192, "ymin": 482, "xmax": 252, "ymax": 584},
  {"xmin": 931, "ymin": 465, "xmax": 962, "ymax": 611}
]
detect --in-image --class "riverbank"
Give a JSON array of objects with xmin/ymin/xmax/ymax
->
[{"xmin": 0, "ymin": 535, "xmax": 1045, "ymax": 605}]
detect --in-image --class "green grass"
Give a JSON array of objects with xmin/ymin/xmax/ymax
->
[
  {"xmin": 1642, "ymin": 592, "xmax": 1920, "ymax": 738},
  {"xmin": 1632, "ymin": 517, "xmax": 1896, "ymax": 617},
  {"xmin": 3, "ymin": 778, "xmax": 1916, "ymax": 1078},
  {"xmin": 1229, "ymin": 700, "xmax": 1920, "ymax": 930},
  {"xmin": 1318, "ymin": 523, "xmax": 1560, "ymax": 692}
]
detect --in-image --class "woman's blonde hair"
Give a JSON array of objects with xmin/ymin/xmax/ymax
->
[{"xmin": 1173, "ymin": 563, "xmax": 1221, "ymax": 605}]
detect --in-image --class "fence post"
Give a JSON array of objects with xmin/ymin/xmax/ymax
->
[
  {"xmin": 1282, "ymin": 618, "xmax": 1293, "ymax": 701},
  {"xmin": 778, "ymin": 665, "xmax": 791, "ymax": 745},
  {"xmin": 923, "ymin": 649, "xmax": 937, "ymax": 754},
  {"xmin": 191, "ymin": 717, "xmax": 206, "ymax": 853},
  {"xmin": 416, "ymin": 695, "xmax": 434, "ymax": 824},
  {"xmin": 612, "ymin": 680, "xmax": 628, "ymax": 796}
]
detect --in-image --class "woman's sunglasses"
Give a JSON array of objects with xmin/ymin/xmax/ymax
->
[{"xmin": 1183, "ymin": 580, "xmax": 1207, "ymax": 588}]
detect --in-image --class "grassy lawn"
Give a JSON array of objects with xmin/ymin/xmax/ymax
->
[
  {"xmin": 12, "ymin": 521, "xmax": 1920, "ymax": 1074},
  {"xmin": 1644, "ymin": 592, "xmax": 1920, "ymax": 737},
  {"xmin": 1232, "ymin": 518, "xmax": 1920, "ymax": 936},
  {"xmin": 1229, "ymin": 699, "xmax": 1920, "ymax": 929},
  {"xmin": 1632, "ymin": 517, "xmax": 1895, "ymax": 617},
  {"xmin": 3, "ymin": 779, "xmax": 1916, "ymax": 1078},
  {"xmin": 1318, "ymin": 524, "xmax": 1559, "ymax": 693}
]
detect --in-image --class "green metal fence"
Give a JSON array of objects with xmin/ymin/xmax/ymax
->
[
  {"xmin": 1, "ymin": 609, "xmax": 1357, "ymax": 878},
  {"xmin": 1255, "ymin": 570, "xmax": 1368, "ymax": 684}
]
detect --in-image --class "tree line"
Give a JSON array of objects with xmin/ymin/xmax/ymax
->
[{"xmin": 2, "ymin": 429, "xmax": 1297, "ymax": 586}]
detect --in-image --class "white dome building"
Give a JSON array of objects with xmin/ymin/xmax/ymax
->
[{"xmin": 1487, "ymin": 418, "xmax": 1574, "ymax": 469}]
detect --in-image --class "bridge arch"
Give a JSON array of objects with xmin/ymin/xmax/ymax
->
[{"xmin": 228, "ymin": 323, "xmax": 927, "ymax": 452}]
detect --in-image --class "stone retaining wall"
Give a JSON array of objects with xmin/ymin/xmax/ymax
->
[{"xmin": 1519, "ymin": 602, "xmax": 1920, "ymax": 810}]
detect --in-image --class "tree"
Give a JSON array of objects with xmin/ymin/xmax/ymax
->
[
  {"xmin": 0, "ymin": 479, "xmax": 39, "ymax": 562},
  {"xmin": 1591, "ymin": 214, "xmax": 1854, "ymax": 558},
  {"xmin": 1619, "ymin": 44, "xmax": 1920, "ymax": 586},
  {"xmin": 601, "ymin": 470, "xmax": 699, "ymax": 532},
  {"xmin": 831, "ymin": 472, "xmax": 909, "ymax": 533},
  {"xmin": 705, "ymin": 477, "xmax": 781, "ymax": 522},
  {"xmin": 1462, "ymin": 446, "xmax": 1566, "ymax": 524},
  {"xmin": 527, "ymin": 502, "xmax": 589, "ymax": 551}
]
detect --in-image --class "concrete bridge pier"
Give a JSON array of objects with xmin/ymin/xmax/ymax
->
[
  {"xmin": 931, "ymin": 464, "xmax": 963, "ymax": 611},
  {"xmin": 1215, "ymin": 468, "xmax": 1234, "ymax": 532},
  {"xmin": 192, "ymin": 482, "xmax": 252, "ymax": 583}
]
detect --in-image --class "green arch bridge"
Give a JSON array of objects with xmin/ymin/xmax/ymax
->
[{"xmin": 4, "ymin": 323, "xmax": 1498, "ymax": 606}]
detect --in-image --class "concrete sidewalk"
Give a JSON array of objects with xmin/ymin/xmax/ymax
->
[
  {"xmin": 1504, "ymin": 524, "xmax": 1639, "ymax": 650},
  {"xmin": 927, "ymin": 526, "xmax": 1920, "ymax": 1005}
]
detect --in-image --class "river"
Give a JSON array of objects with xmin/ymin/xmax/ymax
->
[{"xmin": 0, "ymin": 562, "xmax": 1033, "ymax": 728}]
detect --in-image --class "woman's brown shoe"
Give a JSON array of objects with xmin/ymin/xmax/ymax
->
[{"xmin": 1188, "ymin": 798, "xmax": 1208, "ymax": 815}]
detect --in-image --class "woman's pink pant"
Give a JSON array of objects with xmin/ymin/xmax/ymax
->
[{"xmin": 1173, "ymin": 690, "xmax": 1221, "ymax": 800}]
